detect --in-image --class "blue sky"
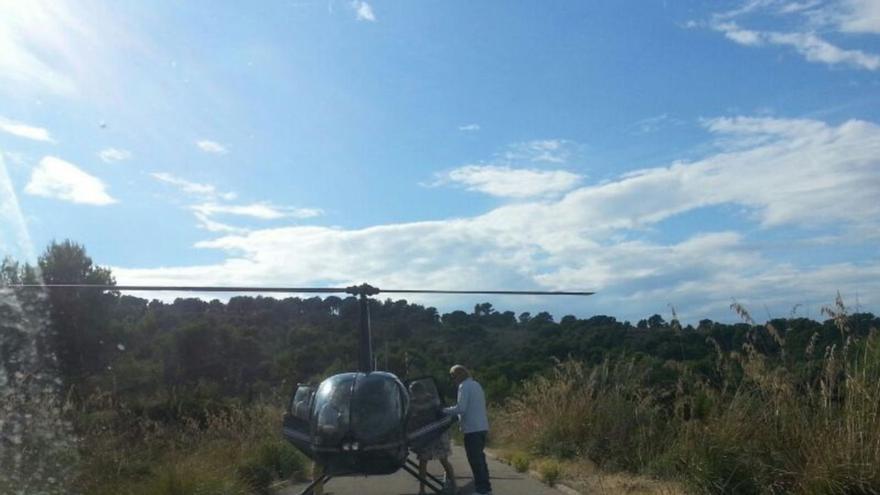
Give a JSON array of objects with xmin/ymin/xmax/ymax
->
[{"xmin": 1, "ymin": 0, "xmax": 879, "ymax": 322}]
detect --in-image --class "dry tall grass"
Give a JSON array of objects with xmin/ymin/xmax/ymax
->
[
  {"xmin": 496, "ymin": 305, "xmax": 880, "ymax": 494},
  {"xmin": 74, "ymin": 401, "xmax": 307, "ymax": 495}
]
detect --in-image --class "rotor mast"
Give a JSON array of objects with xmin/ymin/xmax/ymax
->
[{"xmin": 346, "ymin": 284, "xmax": 380, "ymax": 373}]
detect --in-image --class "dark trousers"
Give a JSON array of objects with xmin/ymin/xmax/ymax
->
[{"xmin": 464, "ymin": 431, "xmax": 492, "ymax": 494}]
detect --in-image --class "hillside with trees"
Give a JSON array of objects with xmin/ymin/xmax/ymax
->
[{"xmin": 2, "ymin": 240, "xmax": 878, "ymax": 494}]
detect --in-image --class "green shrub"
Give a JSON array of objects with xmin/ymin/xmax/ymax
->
[
  {"xmin": 537, "ymin": 459, "xmax": 562, "ymax": 486},
  {"xmin": 236, "ymin": 461, "xmax": 273, "ymax": 495},
  {"xmin": 509, "ymin": 451, "xmax": 531, "ymax": 473},
  {"xmin": 138, "ymin": 464, "xmax": 246, "ymax": 495},
  {"xmin": 256, "ymin": 439, "xmax": 307, "ymax": 479}
]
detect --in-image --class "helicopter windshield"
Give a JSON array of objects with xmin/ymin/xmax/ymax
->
[
  {"xmin": 311, "ymin": 374, "xmax": 355, "ymax": 446},
  {"xmin": 350, "ymin": 373, "xmax": 405, "ymax": 445}
]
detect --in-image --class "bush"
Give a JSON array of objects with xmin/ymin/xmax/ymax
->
[
  {"xmin": 508, "ymin": 451, "xmax": 531, "ymax": 473},
  {"xmin": 137, "ymin": 463, "xmax": 247, "ymax": 495},
  {"xmin": 237, "ymin": 439, "xmax": 308, "ymax": 494},
  {"xmin": 236, "ymin": 461, "xmax": 273, "ymax": 495},
  {"xmin": 256, "ymin": 439, "xmax": 307, "ymax": 479},
  {"xmin": 537, "ymin": 459, "xmax": 562, "ymax": 486},
  {"xmin": 496, "ymin": 325, "xmax": 880, "ymax": 494}
]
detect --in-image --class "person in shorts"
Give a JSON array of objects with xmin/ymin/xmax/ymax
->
[{"xmin": 410, "ymin": 381, "xmax": 456, "ymax": 494}]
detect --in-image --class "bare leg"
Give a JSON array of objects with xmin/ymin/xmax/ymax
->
[
  {"xmin": 439, "ymin": 457, "xmax": 456, "ymax": 492},
  {"xmin": 418, "ymin": 459, "xmax": 428, "ymax": 495}
]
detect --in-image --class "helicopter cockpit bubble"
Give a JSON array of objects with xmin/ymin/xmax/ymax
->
[
  {"xmin": 312, "ymin": 374, "xmax": 355, "ymax": 446},
  {"xmin": 350, "ymin": 372, "xmax": 407, "ymax": 445}
]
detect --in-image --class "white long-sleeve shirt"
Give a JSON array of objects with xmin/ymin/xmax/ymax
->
[{"xmin": 443, "ymin": 377, "xmax": 489, "ymax": 433}]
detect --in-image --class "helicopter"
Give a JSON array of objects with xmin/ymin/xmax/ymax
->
[{"xmin": 21, "ymin": 282, "xmax": 593, "ymax": 494}]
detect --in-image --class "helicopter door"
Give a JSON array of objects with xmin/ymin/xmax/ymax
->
[
  {"xmin": 291, "ymin": 384, "xmax": 315, "ymax": 421},
  {"xmin": 406, "ymin": 377, "xmax": 456, "ymax": 450},
  {"xmin": 283, "ymin": 384, "xmax": 315, "ymax": 456}
]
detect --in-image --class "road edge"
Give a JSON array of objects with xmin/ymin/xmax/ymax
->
[{"xmin": 484, "ymin": 448, "xmax": 583, "ymax": 495}]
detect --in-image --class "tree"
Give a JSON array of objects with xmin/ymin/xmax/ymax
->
[
  {"xmin": 647, "ymin": 314, "xmax": 667, "ymax": 329},
  {"xmin": 39, "ymin": 240, "xmax": 116, "ymax": 389}
]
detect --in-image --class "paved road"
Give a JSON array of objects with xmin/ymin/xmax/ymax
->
[{"xmin": 282, "ymin": 445, "xmax": 567, "ymax": 495}]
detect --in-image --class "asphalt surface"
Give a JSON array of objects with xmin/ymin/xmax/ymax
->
[{"xmin": 282, "ymin": 445, "xmax": 567, "ymax": 495}]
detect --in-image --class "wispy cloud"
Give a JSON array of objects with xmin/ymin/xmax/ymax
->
[
  {"xmin": 837, "ymin": 0, "xmax": 880, "ymax": 34},
  {"xmin": 437, "ymin": 165, "xmax": 583, "ymax": 198},
  {"xmin": 0, "ymin": 116, "xmax": 54, "ymax": 142},
  {"xmin": 98, "ymin": 147, "xmax": 132, "ymax": 163},
  {"xmin": 192, "ymin": 202, "xmax": 324, "ymax": 220},
  {"xmin": 151, "ymin": 172, "xmax": 236, "ymax": 200},
  {"xmin": 351, "ymin": 0, "xmax": 376, "ymax": 21},
  {"xmin": 152, "ymin": 172, "xmax": 321, "ymax": 232},
  {"xmin": 192, "ymin": 212, "xmax": 247, "ymax": 234},
  {"xmin": 703, "ymin": 1, "xmax": 880, "ymax": 70},
  {"xmin": 501, "ymin": 139, "xmax": 577, "ymax": 164},
  {"xmin": 631, "ymin": 113, "xmax": 683, "ymax": 134},
  {"xmin": 196, "ymin": 140, "xmax": 228, "ymax": 154},
  {"xmin": 119, "ymin": 115, "xmax": 880, "ymax": 321},
  {"xmin": 714, "ymin": 21, "xmax": 880, "ymax": 70},
  {"xmin": 24, "ymin": 156, "xmax": 116, "ymax": 205},
  {"xmin": 458, "ymin": 123, "xmax": 481, "ymax": 132}
]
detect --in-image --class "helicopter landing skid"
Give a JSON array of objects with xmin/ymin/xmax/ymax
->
[
  {"xmin": 402, "ymin": 457, "xmax": 447, "ymax": 494},
  {"xmin": 295, "ymin": 457, "xmax": 448, "ymax": 495},
  {"xmin": 296, "ymin": 473, "xmax": 331, "ymax": 495}
]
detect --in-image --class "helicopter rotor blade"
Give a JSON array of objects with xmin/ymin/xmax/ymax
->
[
  {"xmin": 8, "ymin": 284, "xmax": 349, "ymax": 294},
  {"xmin": 8, "ymin": 284, "xmax": 594, "ymax": 296},
  {"xmin": 380, "ymin": 289, "xmax": 594, "ymax": 296}
]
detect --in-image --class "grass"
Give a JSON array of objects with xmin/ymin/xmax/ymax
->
[
  {"xmin": 73, "ymin": 401, "xmax": 308, "ymax": 495},
  {"xmin": 495, "ymin": 302, "xmax": 880, "ymax": 494}
]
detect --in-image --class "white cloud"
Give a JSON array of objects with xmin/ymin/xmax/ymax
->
[
  {"xmin": 196, "ymin": 140, "xmax": 228, "ymax": 154},
  {"xmin": 117, "ymin": 116, "xmax": 880, "ymax": 321},
  {"xmin": 152, "ymin": 172, "xmax": 230, "ymax": 198},
  {"xmin": 98, "ymin": 147, "xmax": 132, "ymax": 163},
  {"xmin": 153, "ymin": 172, "xmax": 321, "ymax": 232},
  {"xmin": 837, "ymin": 0, "xmax": 880, "ymax": 34},
  {"xmin": 768, "ymin": 31, "xmax": 880, "ymax": 69},
  {"xmin": 716, "ymin": 22, "xmax": 764, "ymax": 45},
  {"xmin": 192, "ymin": 202, "xmax": 324, "ymax": 220},
  {"xmin": 439, "ymin": 165, "xmax": 583, "ymax": 198},
  {"xmin": 707, "ymin": 2, "xmax": 880, "ymax": 70},
  {"xmin": 713, "ymin": 21, "xmax": 880, "ymax": 70},
  {"xmin": 193, "ymin": 212, "xmax": 247, "ymax": 234},
  {"xmin": 24, "ymin": 156, "xmax": 115, "ymax": 205},
  {"xmin": 502, "ymin": 139, "xmax": 576, "ymax": 164},
  {"xmin": 351, "ymin": 1, "xmax": 376, "ymax": 21},
  {"xmin": 0, "ymin": 116, "xmax": 54, "ymax": 142},
  {"xmin": 631, "ymin": 113, "xmax": 683, "ymax": 134},
  {"xmin": 459, "ymin": 124, "xmax": 481, "ymax": 132}
]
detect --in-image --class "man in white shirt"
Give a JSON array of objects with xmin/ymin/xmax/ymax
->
[{"xmin": 443, "ymin": 365, "xmax": 492, "ymax": 495}]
